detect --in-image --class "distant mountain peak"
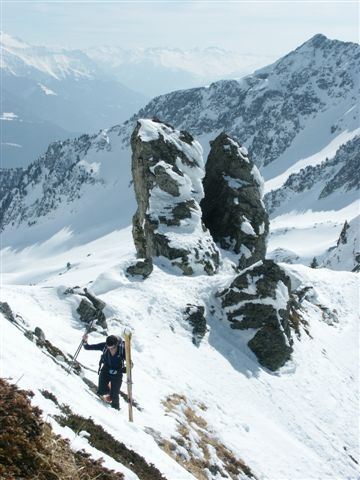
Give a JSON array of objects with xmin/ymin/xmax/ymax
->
[
  {"xmin": 0, "ymin": 31, "xmax": 30, "ymax": 49},
  {"xmin": 306, "ymin": 33, "xmax": 328, "ymax": 46}
]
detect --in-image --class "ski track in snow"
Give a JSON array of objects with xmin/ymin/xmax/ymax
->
[{"xmin": 1, "ymin": 226, "xmax": 359, "ymax": 480}]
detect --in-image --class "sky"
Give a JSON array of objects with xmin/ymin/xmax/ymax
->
[{"xmin": 2, "ymin": 0, "xmax": 359, "ymax": 55}]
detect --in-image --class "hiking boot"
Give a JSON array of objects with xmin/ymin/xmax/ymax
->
[{"xmin": 101, "ymin": 394, "xmax": 112, "ymax": 404}]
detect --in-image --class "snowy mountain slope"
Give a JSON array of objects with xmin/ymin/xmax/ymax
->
[
  {"xmin": 1, "ymin": 33, "xmax": 359, "ymax": 477},
  {"xmin": 317, "ymin": 215, "xmax": 360, "ymax": 272},
  {"xmin": 1, "ymin": 32, "xmax": 148, "ymax": 167},
  {"xmin": 1, "ymin": 34, "xmax": 359, "ymax": 266},
  {"xmin": 86, "ymin": 46, "xmax": 274, "ymax": 97},
  {"xmin": 0, "ymin": 126, "xmax": 135, "ymax": 249},
  {"xmin": 264, "ymin": 135, "xmax": 360, "ymax": 217},
  {"xmin": 1, "ymin": 88, "xmax": 76, "ymax": 168},
  {"xmin": 1, "ymin": 226, "xmax": 359, "ymax": 479},
  {"xmin": 124, "ymin": 35, "xmax": 360, "ymax": 264},
  {"xmin": 133, "ymin": 35, "xmax": 359, "ymax": 174},
  {"xmin": 266, "ymin": 201, "xmax": 360, "ymax": 267},
  {"xmin": 1, "ymin": 31, "xmax": 100, "ymax": 80}
]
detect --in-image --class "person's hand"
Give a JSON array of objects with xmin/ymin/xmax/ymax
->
[{"xmin": 83, "ymin": 334, "xmax": 88, "ymax": 343}]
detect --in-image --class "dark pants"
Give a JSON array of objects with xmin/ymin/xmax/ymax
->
[{"xmin": 98, "ymin": 367, "xmax": 123, "ymax": 410}]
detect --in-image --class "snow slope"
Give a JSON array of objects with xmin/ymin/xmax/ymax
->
[
  {"xmin": 1, "ymin": 226, "xmax": 359, "ymax": 479},
  {"xmin": 267, "ymin": 200, "xmax": 360, "ymax": 266},
  {"xmin": 0, "ymin": 126, "xmax": 135, "ymax": 249},
  {"xmin": 318, "ymin": 215, "xmax": 360, "ymax": 272}
]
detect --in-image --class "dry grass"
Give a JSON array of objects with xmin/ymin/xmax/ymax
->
[
  {"xmin": 53, "ymin": 400, "xmax": 167, "ymax": 480},
  {"xmin": 0, "ymin": 378, "xmax": 124, "ymax": 480},
  {"xmin": 159, "ymin": 393, "xmax": 257, "ymax": 480}
]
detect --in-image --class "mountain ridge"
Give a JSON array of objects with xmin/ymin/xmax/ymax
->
[
  {"xmin": 1, "ymin": 32, "xmax": 148, "ymax": 168},
  {"xmin": 1, "ymin": 33, "xmax": 359, "ymax": 267}
]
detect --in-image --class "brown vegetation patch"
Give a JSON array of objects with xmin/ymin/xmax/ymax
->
[
  {"xmin": 158, "ymin": 393, "xmax": 257, "ymax": 480},
  {"xmin": 0, "ymin": 378, "xmax": 124, "ymax": 479},
  {"xmin": 54, "ymin": 404, "xmax": 167, "ymax": 480}
]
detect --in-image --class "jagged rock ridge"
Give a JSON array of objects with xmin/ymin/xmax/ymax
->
[
  {"xmin": 130, "ymin": 119, "xmax": 219, "ymax": 275},
  {"xmin": 201, "ymin": 132, "xmax": 269, "ymax": 269}
]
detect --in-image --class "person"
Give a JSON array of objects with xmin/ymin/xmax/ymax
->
[{"xmin": 82, "ymin": 334, "xmax": 125, "ymax": 410}]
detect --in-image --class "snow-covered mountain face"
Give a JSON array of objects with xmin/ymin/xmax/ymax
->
[
  {"xmin": 135, "ymin": 35, "xmax": 359, "ymax": 172},
  {"xmin": 264, "ymin": 135, "xmax": 360, "ymax": 217},
  {"xmin": 317, "ymin": 215, "xmax": 360, "ymax": 272},
  {"xmin": 1, "ymin": 32, "xmax": 100, "ymax": 80},
  {"xmin": 0, "ymin": 125, "xmax": 134, "ymax": 249},
  {"xmin": 1, "ymin": 32, "xmax": 148, "ymax": 168},
  {"xmin": 1, "ymin": 35, "xmax": 359, "ymax": 480},
  {"xmin": 86, "ymin": 46, "xmax": 274, "ymax": 98},
  {"xmin": 1, "ymin": 34, "xmax": 359, "ymax": 267},
  {"xmin": 130, "ymin": 34, "xmax": 360, "ymax": 266}
]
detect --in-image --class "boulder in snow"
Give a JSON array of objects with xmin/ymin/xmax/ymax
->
[
  {"xmin": 219, "ymin": 259, "xmax": 294, "ymax": 371},
  {"xmin": 184, "ymin": 304, "xmax": 207, "ymax": 346}
]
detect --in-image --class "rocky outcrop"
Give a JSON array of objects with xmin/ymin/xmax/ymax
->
[
  {"xmin": 219, "ymin": 260, "xmax": 294, "ymax": 371},
  {"xmin": 76, "ymin": 289, "xmax": 107, "ymax": 329},
  {"xmin": 126, "ymin": 258, "xmax": 153, "ymax": 279},
  {"xmin": 201, "ymin": 133, "xmax": 269, "ymax": 269},
  {"xmin": 184, "ymin": 305, "xmax": 207, "ymax": 346},
  {"xmin": 130, "ymin": 118, "xmax": 219, "ymax": 276},
  {"xmin": 0, "ymin": 301, "xmax": 16, "ymax": 323}
]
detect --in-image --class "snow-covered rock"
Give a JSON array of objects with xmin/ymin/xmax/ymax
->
[
  {"xmin": 130, "ymin": 119, "xmax": 219, "ymax": 276},
  {"xmin": 267, "ymin": 247, "xmax": 300, "ymax": 264},
  {"xmin": 201, "ymin": 132, "xmax": 268, "ymax": 269},
  {"xmin": 219, "ymin": 259, "xmax": 294, "ymax": 371}
]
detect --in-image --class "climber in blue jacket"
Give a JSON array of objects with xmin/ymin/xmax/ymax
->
[{"xmin": 82, "ymin": 334, "xmax": 125, "ymax": 410}]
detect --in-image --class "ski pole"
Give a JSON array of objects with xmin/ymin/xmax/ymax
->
[{"xmin": 67, "ymin": 318, "xmax": 96, "ymax": 375}]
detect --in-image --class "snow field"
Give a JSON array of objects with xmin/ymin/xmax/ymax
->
[{"xmin": 1, "ymin": 225, "xmax": 359, "ymax": 479}]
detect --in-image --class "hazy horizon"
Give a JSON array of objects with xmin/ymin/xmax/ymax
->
[{"xmin": 2, "ymin": 1, "xmax": 359, "ymax": 57}]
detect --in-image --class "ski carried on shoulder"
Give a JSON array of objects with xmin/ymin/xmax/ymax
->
[{"xmin": 124, "ymin": 329, "xmax": 134, "ymax": 422}]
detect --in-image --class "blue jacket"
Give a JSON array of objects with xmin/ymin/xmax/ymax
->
[{"xmin": 84, "ymin": 340, "xmax": 125, "ymax": 374}]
